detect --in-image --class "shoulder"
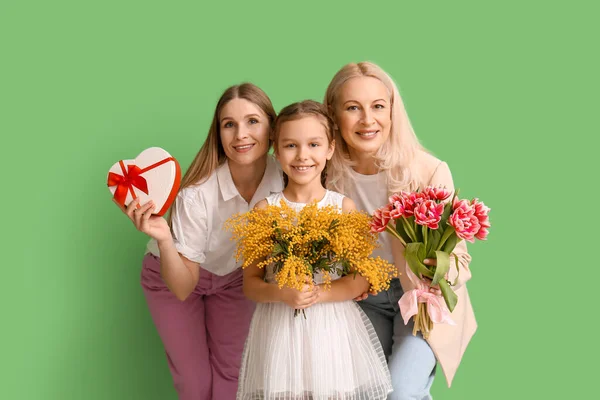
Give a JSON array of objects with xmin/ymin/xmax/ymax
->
[
  {"xmin": 341, "ymin": 196, "xmax": 356, "ymax": 213},
  {"xmin": 254, "ymin": 198, "xmax": 269, "ymax": 210},
  {"xmin": 413, "ymin": 150, "xmax": 452, "ymax": 187},
  {"xmin": 177, "ymin": 171, "xmax": 219, "ymax": 205},
  {"xmin": 263, "ymin": 191, "xmax": 284, "ymax": 206},
  {"xmin": 325, "ymin": 190, "xmax": 351, "ymax": 212},
  {"xmin": 413, "ymin": 150, "xmax": 443, "ymax": 178}
]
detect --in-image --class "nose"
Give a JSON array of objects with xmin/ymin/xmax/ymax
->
[
  {"xmin": 360, "ymin": 109, "xmax": 375, "ymax": 125},
  {"xmin": 296, "ymin": 146, "xmax": 309, "ymax": 160},
  {"xmin": 234, "ymin": 125, "xmax": 249, "ymax": 140}
]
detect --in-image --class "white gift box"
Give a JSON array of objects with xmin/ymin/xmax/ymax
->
[{"xmin": 107, "ymin": 147, "xmax": 181, "ymax": 216}]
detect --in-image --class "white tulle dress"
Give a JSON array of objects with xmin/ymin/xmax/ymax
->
[{"xmin": 236, "ymin": 191, "xmax": 393, "ymax": 400}]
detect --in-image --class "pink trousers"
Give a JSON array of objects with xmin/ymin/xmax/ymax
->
[{"xmin": 141, "ymin": 253, "xmax": 254, "ymax": 400}]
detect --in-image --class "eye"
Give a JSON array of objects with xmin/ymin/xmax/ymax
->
[
  {"xmin": 310, "ymin": 143, "xmax": 320, "ymax": 147},
  {"xmin": 346, "ymin": 105, "xmax": 359, "ymax": 111},
  {"xmin": 223, "ymin": 121, "xmax": 234, "ymax": 128},
  {"xmin": 249, "ymin": 118, "xmax": 259, "ymax": 125},
  {"xmin": 285, "ymin": 143, "xmax": 296, "ymax": 148},
  {"xmin": 374, "ymin": 104, "xmax": 385, "ymax": 110}
]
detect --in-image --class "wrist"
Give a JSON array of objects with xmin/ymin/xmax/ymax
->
[
  {"xmin": 276, "ymin": 287, "xmax": 289, "ymax": 304},
  {"xmin": 157, "ymin": 237, "xmax": 176, "ymax": 251},
  {"xmin": 317, "ymin": 285, "xmax": 328, "ymax": 303}
]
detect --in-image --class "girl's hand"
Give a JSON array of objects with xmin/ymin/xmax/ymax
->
[
  {"xmin": 115, "ymin": 198, "xmax": 172, "ymax": 243},
  {"xmin": 280, "ymin": 285, "xmax": 320, "ymax": 310}
]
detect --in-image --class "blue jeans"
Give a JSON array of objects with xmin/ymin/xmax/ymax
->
[{"xmin": 358, "ymin": 278, "xmax": 437, "ymax": 400}]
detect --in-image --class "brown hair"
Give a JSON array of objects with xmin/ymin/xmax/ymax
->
[
  {"xmin": 273, "ymin": 100, "xmax": 335, "ymax": 187},
  {"xmin": 168, "ymin": 83, "xmax": 276, "ymax": 224}
]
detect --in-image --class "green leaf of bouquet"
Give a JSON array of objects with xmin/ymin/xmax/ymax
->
[
  {"xmin": 432, "ymin": 250, "xmax": 450, "ymax": 286},
  {"xmin": 438, "ymin": 202, "xmax": 453, "ymax": 234},
  {"xmin": 329, "ymin": 219, "xmax": 339, "ymax": 230},
  {"xmin": 304, "ymin": 260, "xmax": 314, "ymax": 273},
  {"xmin": 319, "ymin": 258, "xmax": 330, "ymax": 270},
  {"xmin": 395, "ymin": 221, "xmax": 411, "ymax": 243},
  {"xmin": 442, "ymin": 234, "xmax": 459, "ymax": 253},
  {"xmin": 405, "ymin": 242, "xmax": 432, "ymax": 278},
  {"xmin": 411, "ymin": 217, "xmax": 423, "ymax": 242},
  {"xmin": 341, "ymin": 260, "xmax": 351, "ymax": 275},
  {"xmin": 451, "ymin": 253, "xmax": 460, "ymax": 286},
  {"xmin": 439, "ymin": 279, "xmax": 458, "ymax": 312},
  {"xmin": 426, "ymin": 229, "xmax": 441, "ymax": 258},
  {"xmin": 271, "ymin": 243, "xmax": 284, "ymax": 257}
]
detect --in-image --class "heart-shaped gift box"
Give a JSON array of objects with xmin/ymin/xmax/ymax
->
[{"xmin": 107, "ymin": 147, "xmax": 181, "ymax": 216}]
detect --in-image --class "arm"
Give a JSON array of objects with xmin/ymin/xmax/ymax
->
[
  {"xmin": 241, "ymin": 200, "xmax": 320, "ymax": 308},
  {"xmin": 428, "ymin": 161, "xmax": 472, "ymax": 289},
  {"xmin": 242, "ymin": 202, "xmax": 285, "ymax": 303},
  {"xmin": 243, "ymin": 259, "xmax": 284, "ymax": 303},
  {"xmin": 317, "ymin": 197, "xmax": 371, "ymax": 303},
  {"xmin": 157, "ymin": 239, "xmax": 200, "ymax": 301},
  {"xmin": 122, "ymin": 198, "xmax": 201, "ymax": 301}
]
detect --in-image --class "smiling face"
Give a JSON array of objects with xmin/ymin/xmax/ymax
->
[
  {"xmin": 333, "ymin": 76, "xmax": 392, "ymax": 158},
  {"xmin": 219, "ymin": 98, "xmax": 271, "ymax": 167},
  {"xmin": 275, "ymin": 115, "xmax": 334, "ymax": 187}
]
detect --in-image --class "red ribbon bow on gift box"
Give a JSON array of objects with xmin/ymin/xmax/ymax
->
[
  {"xmin": 107, "ymin": 161, "xmax": 149, "ymax": 206},
  {"xmin": 107, "ymin": 158, "xmax": 175, "ymax": 207}
]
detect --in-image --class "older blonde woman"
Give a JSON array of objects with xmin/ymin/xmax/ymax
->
[{"xmin": 324, "ymin": 61, "xmax": 477, "ymax": 399}]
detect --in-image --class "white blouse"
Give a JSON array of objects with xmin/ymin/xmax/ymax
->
[{"xmin": 146, "ymin": 155, "xmax": 284, "ymax": 276}]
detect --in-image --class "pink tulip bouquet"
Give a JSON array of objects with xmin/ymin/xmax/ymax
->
[{"xmin": 370, "ymin": 186, "xmax": 490, "ymax": 339}]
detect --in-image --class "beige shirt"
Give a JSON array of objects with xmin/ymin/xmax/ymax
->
[
  {"xmin": 345, "ymin": 152, "xmax": 472, "ymax": 290},
  {"xmin": 391, "ymin": 151, "xmax": 477, "ymax": 388},
  {"xmin": 343, "ymin": 150, "xmax": 477, "ymax": 387}
]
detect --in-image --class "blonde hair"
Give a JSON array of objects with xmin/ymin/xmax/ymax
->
[
  {"xmin": 168, "ymin": 83, "xmax": 276, "ymax": 224},
  {"xmin": 323, "ymin": 61, "xmax": 426, "ymax": 195},
  {"xmin": 273, "ymin": 100, "xmax": 335, "ymax": 187}
]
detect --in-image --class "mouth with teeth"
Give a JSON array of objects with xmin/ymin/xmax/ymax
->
[
  {"xmin": 291, "ymin": 165, "xmax": 315, "ymax": 172},
  {"xmin": 356, "ymin": 130, "xmax": 378, "ymax": 138},
  {"xmin": 233, "ymin": 143, "xmax": 255, "ymax": 153}
]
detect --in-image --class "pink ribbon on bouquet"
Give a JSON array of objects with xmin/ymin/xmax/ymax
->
[{"xmin": 398, "ymin": 268, "xmax": 455, "ymax": 326}]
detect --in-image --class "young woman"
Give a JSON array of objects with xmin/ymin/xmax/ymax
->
[{"xmin": 116, "ymin": 83, "xmax": 283, "ymax": 400}]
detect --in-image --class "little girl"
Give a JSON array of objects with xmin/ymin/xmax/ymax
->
[{"xmin": 236, "ymin": 100, "xmax": 393, "ymax": 400}]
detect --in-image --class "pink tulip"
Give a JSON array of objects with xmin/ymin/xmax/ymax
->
[
  {"xmin": 389, "ymin": 193, "xmax": 403, "ymax": 204},
  {"xmin": 370, "ymin": 207, "xmax": 389, "ymax": 233},
  {"xmin": 381, "ymin": 203, "xmax": 394, "ymax": 221},
  {"xmin": 452, "ymin": 197, "xmax": 469, "ymax": 211},
  {"xmin": 370, "ymin": 219, "xmax": 387, "ymax": 233},
  {"xmin": 401, "ymin": 192, "xmax": 427, "ymax": 216},
  {"xmin": 475, "ymin": 227, "xmax": 489, "ymax": 241},
  {"xmin": 390, "ymin": 201, "xmax": 405, "ymax": 219},
  {"xmin": 414, "ymin": 200, "xmax": 445, "ymax": 229},
  {"xmin": 472, "ymin": 198, "xmax": 491, "ymax": 226},
  {"xmin": 471, "ymin": 198, "xmax": 491, "ymax": 240},
  {"xmin": 449, "ymin": 199, "xmax": 480, "ymax": 243},
  {"xmin": 423, "ymin": 186, "xmax": 452, "ymax": 201}
]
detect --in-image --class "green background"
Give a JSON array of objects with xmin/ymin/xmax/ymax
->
[{"xmin": 2, "ymin": 0, "xmax": 595, "ymax": 399}]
